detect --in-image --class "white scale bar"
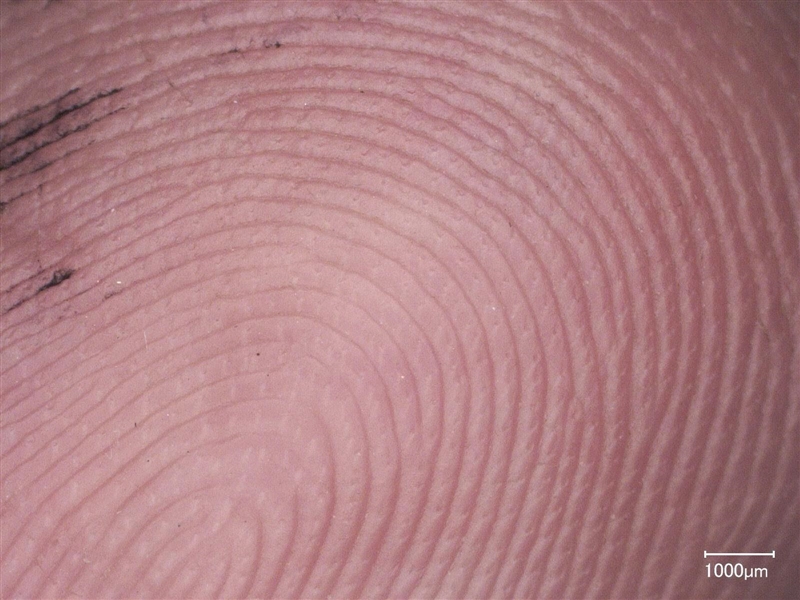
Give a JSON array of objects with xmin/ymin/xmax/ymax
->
[{"xmin": 704, "ymin": 551, "xmax": 775, "ymax": 558}]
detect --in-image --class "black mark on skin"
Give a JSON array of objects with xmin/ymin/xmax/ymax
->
[
  {"xmin": 2, "ymin": 268, "xmax": 75, "ymax": 314},
  {"xmin": 0, "ymin": 183, "xmax": 44, "ymax": 216},
  {"xmin": 2, "ymin": 266, "xmax": 45, "ymax": 296},
  {"xmin": 36, "ymin": 268, "xmax": 74, "ymax": 293},
  {"xmin": 10, "ymin": 140, "xmax": 95, "ymax": 182},
  {"xmin": 0, "ymin": 88, "xmax": 123, "ymax": 172},
  {"xmin": 0, "ymin": 87, "xmax": 80, "ymax": 133},
  {"xmin": 2, "ymin": 298, "xmax": 25, "ymax": 314},
  {"xmin": 0, "ymin": 88, "xmax": 119, "ymax": 150},
  {"xmin": 0, "ymin": 198, "xmax": 10, "ymax": 214}
]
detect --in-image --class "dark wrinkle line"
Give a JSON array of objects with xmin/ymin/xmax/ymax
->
[
  {"xmin": 2, "ymin": 267, "xmax": 46, "ymax": 295},
  {"xmin": 0, "ymin": 87, "xmax": 81, "ymax": 131},
  {"xmin": 29, "ymin": 160, "xmax": 53, "ymax": 174},
  {"xmin": 0, "ymin": 188, "xmax": 32, "ymax": 216},
  {"xmin": 2, "ymin": 297, "xmax": 27, "ymax": 315},
  {"xmin": 1, "ymin": 268, "xmax": 75, "ymax": 315},
  {"xmin": 0, "ymin": 105, "xmax": 126, "ymax": 172},
  {"xmin": 5, "ymin": 141, "xmax": 97, "ymax": 185},
  {"xmin": 217, "ymin": 39, "xmax": 282, "ymax": 57},
  {"xmin": 0, "ymin": 87, "xmax": 122, "ymax": 152}
]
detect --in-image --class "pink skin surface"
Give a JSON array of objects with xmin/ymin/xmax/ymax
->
[{"xmin": 1, "ymin": 2, "xmax": 797, "ymax": 598}]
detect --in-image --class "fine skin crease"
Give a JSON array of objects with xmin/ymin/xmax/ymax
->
[{"xmin": 0, "ymin": 2, "xmax": 798, "ymax": 599}]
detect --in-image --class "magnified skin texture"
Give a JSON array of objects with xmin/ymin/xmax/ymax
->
[{"xmin": 1, "ymin": 1, "xmax": 798, "ymax": 599}]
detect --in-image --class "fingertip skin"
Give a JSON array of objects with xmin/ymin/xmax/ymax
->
[{"xmin": 0, "ymin": 2, "xmax": 797, "ymax": 599}]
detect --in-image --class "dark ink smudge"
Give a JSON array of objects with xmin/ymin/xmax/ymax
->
[{"xmin": 36, "ymin": 268, "xmax": 74, "ymax": 293}]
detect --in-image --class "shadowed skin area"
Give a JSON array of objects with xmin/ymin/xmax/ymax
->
[{"xmin": 0, "ymin": 1, "xmax": 797, "ymax": 599}]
